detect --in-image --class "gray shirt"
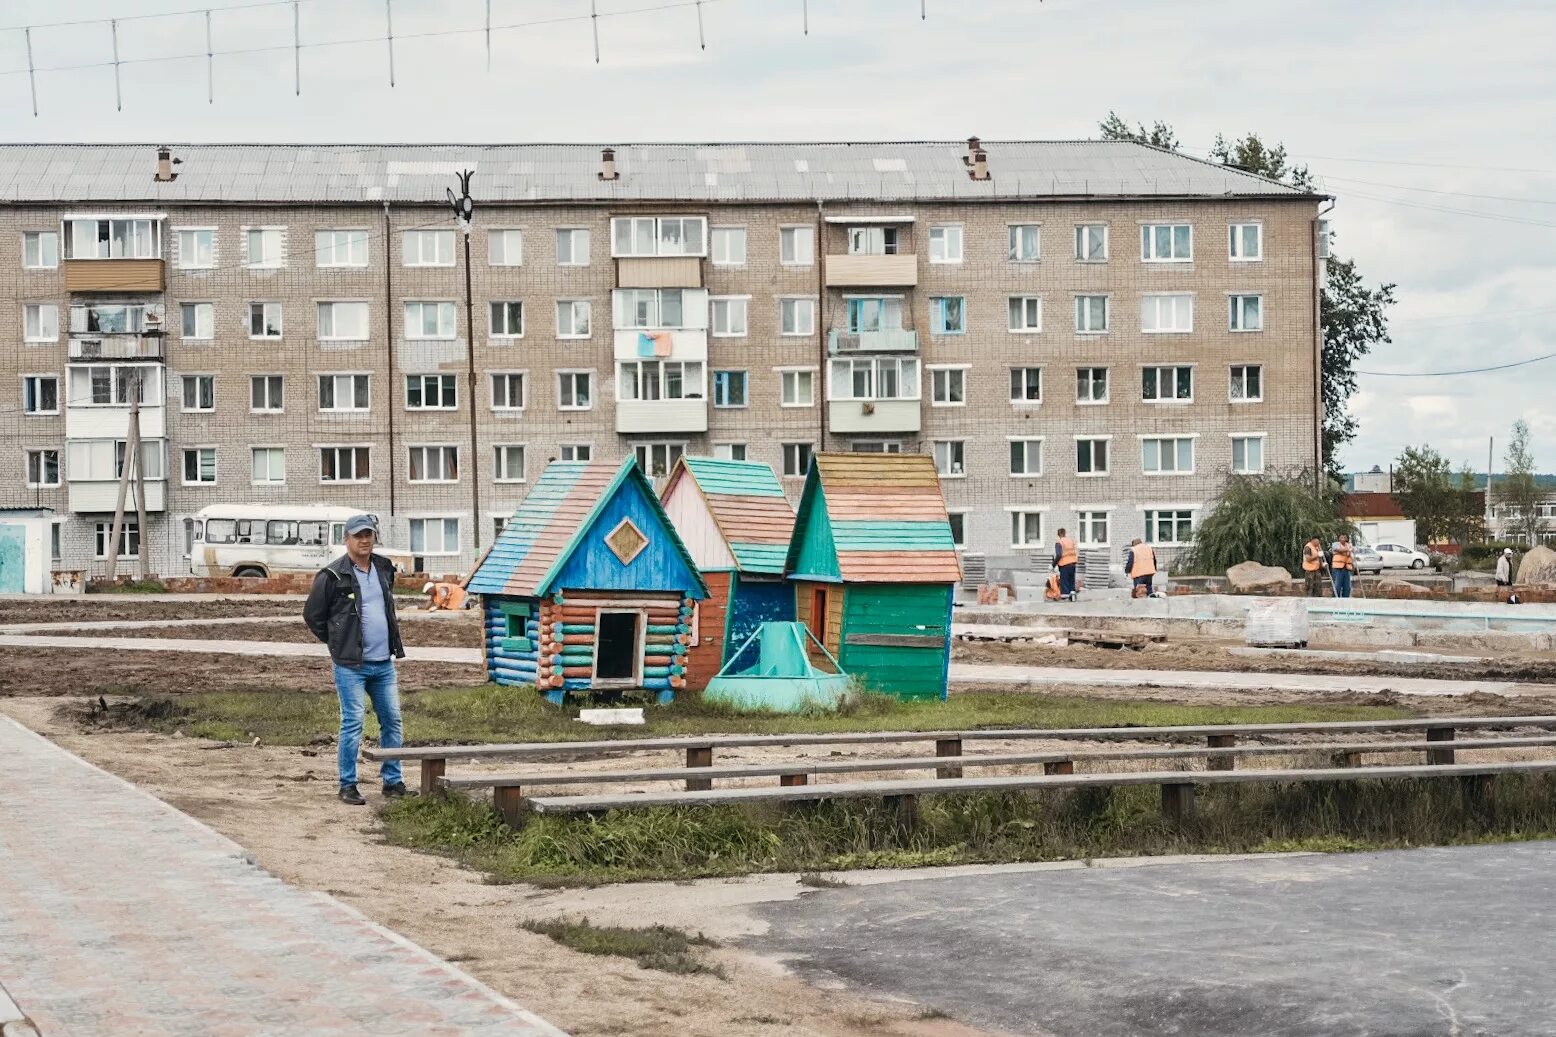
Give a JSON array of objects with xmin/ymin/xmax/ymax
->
[{"xmin": 352, "ymin": 560, "xmax": 391, "ymax": 663}]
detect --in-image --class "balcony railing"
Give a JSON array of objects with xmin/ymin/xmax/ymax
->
[
  {"xmin": 828, "ymin": 328, "xmax": 919, "ymax": 353},
  {"xmin": 63, "ymin": 258, "xmax": 165, "ymax": 293},
  {"xmin": 69, "ymin": 336, "xmax": 166, "ymax": 362},
  {"xmin": 825, "ymin": 253, "xmax": 917, "ymax": 288}
]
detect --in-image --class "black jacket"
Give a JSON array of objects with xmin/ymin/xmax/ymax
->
[{"xmin": 303, "ymin": 553, "xmax": 405, "ymax": 665}]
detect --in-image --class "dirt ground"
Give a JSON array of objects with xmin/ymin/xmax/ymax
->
[
  {"xmin": 26, "ymin": 615, "xmax": 487, "ymax": 649},
  {"xmin": 0, "ymin": 597, "xmax": 308, "ymax": 625}
]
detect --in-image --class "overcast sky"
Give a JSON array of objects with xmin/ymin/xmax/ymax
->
[{"xmin": 3, "ymin": 0, "xmax": 1553, "ymax": 474}]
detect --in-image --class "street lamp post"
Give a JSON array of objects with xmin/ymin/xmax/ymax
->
[{"xmin": 448, "ymin": 171, "xmax": 482, "ymax": 554}]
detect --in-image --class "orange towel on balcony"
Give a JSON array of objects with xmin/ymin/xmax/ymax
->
[{"xmin": 652, "ymin": 331, "xmax": 673, "ymax": 357}]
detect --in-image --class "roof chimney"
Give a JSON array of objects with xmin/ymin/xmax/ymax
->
[
  {"xmin": 154, "ymin": 146, "xmax": 179, "ymax": 182},
  {"xmin": 963, "ymin": 136, "xmax": 981, "ymax": 166},
  {"xmin": 598, "ymin": 147, "xmax": 619, "ymax": 182},
  {"xmin": 969, "ymin": 148, "xmax": 990, "ymax": 181}
]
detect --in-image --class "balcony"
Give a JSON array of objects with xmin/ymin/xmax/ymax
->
[
  {"xmin": 616, "ymin": 399, "xmax": 709, "ymax": 435},
  {"xmin": 613, "ymin": 329, "xmax": 708, "ymax": 362},
  {"xmin": 617, "ymin": 257, "xmax": 703, "ymax": 288},
  {"xmin": 828, "ymin": 328, "xmax": 918, "ymax": 354},
  {"xmin": 828, "ymin": 399, "xmax": 922, "ymax": 435},
  {"xmin": 69, "ymin": 479, "xmax": 167, "ymax": 514},
  {"xmin": 63, "ymin": 259, "xmax": 165, "ymax": 293},
  {"xmin": 825, "ymin": 253, "xmax": 917, "ymax": 288},
  {"xmin": 69, "ymin": 335, "xmax": 166, "ymax": 362}
]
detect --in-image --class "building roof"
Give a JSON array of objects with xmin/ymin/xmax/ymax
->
[
  {"xmin": 466, "ymin": 458, "xmax": 705, "ymax": 598},
  {"xmin": 665, "ymin": 457, "xmax": 796, "ymax": 575},
  {"xmin": 0, "ymin": 141, "xmax": 1317, "ymax": 205},
  {"xmin": 786, "ymin": 454, "xmax": 961, "ymax": 584},
  {"xmin": 1340, "ymin": 492, "xmax": 1407, "ymax": 519}
]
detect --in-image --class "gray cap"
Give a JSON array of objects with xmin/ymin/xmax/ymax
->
[{"xmin": 344, "ymin": 513, "xmax": 378, "ymax": 536}]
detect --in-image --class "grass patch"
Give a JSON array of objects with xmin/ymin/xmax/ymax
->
[
  {"xmin": 519, "ymin": 917, "xmax": 721, "ymax": 976},
  {"xmin": 797, "ymin": 872, "xmax": 850, "ymax": 888},
  {"xmin": 74, "ymin": 681, "xmax": 1421, "ymax": 747},
  {"xmin": 383, "ymin": 775, "xmax": 1556, "ymax": 885}
]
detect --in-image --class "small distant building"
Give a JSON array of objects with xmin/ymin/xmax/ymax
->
[
  {"xmin": 1349, "ymin": 466, "xmax": 1393, "ymax": 493},
  {"xmin": 785, "ymin": 454, "xmax": 960, "ymax": 701},
  {"xmin": 0, "ymin": 509, "xmax": 61, "ymax": 594},
  {"xmin": 466, "ymin": 459, "xmax": 707, "ymax": 703},
  {"xmin": 1340, "ymin": 492, "xmax": 1417, "ymax": 549},
  {"xmin": 660, "ymin": 457, "xmax": 797, "ymax": 691}
]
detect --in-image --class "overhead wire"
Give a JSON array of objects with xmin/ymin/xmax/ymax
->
[{"xmin": 1357, "ymin": 353, "xmax": 1556, "ymax": 378}]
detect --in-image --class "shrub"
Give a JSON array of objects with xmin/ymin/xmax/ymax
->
[
  {"xmin": 1180, "ymin": 476, "xmax": 1353, "ymax": 575},
  {"xmin": 1460, "ymin": 542, "xmax": 1524, "ymax": 570}
]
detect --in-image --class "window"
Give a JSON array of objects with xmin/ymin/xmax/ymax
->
[
  {"xmin": 409, "ymin": 518, "xmax": 460, "ymax": 555},
  {"xmin": 1075, "ymin": 225, "xmax": 1110, "ymax": 264},
  {"xmin": 1141, "ymin": 223, "xmax": 1192, "ymax": 262},
  {"xmin": 1009, "ymin": 367, "xmax": 1043, "ymax": 404},
  {"xmin": 614, "ymin": 288, "xmax": 696, "ymax": 329},
  {"xmin": 780, "ymin": 226, "xmax": 814, "ymax": 265},
  {"xmin": 182, "ymin": 447, "xmax": 217, "ymax": 485},
  {"xmin": 618, "ymin": 360, "xmax": 704, "ymax": 401},
  {"xmin": 66, "ymin": 218, "xmax": 159, "ymax": 260},
  {"xmin": 930, "ymin": 367, "xmax": 966, "ymax": 406},
  {"xmin": 1229, "ymin": 294, "xmax": 1264, "ymax": 332},
  {"xmin": 25, "ymin": 449, "xmax": 60, "ymax": 488},
  {"xmin": 181, "ymin": 375, "xmax": 215, "ymax": 412},
  {"xmin": 710, "ymin": 297, "xmax": 748, "ymax": 336},
  {"xmin": 1146, "ymin": 509, "xmax": 1195, "ymax": 545},
  {"xmin": 931, "ymin": 296, "xmax": 966, "ymax": 334},
  {"xmin": 94, "ymin": 521, "xmax": 140, "ymax": 558},
  {"xmin": 1011, "ymin": 510, "xmax": 1043, "ymax": 548},
  {"xmin": 318, "ymin": 373, "xmax": 371, "ymax": 412},
  {"xmin": 556, "ymin": 228, "xmax": 590, "ymax": 266},
  {"xmin": 408, "ymin": 445, "xmax": 459, "ymax": 482},
  {"xmin": 1075, "ymin": 295, "xmax": 1109, "ymax": 333},
  {"xmin": 1009, "ymin": 439, "xmax": 1043, "ymax": 477},
  {"xmin": 320, "ymin": 446, "xmax": 370, "ymax": 483},
  {"xmin": 850, "ymin": 441, "xmax": 903, "ymax": 454},
  {"xmin": 1009, "ymin": 224, "xmax": 1041, "ymax": 262},
  {"xmin": 1076, "ymin": 438, "xmax": 1110, "ymax": 476},
  {"xmin": 713, "ymin": 443, "xmax": 747, "ymax": 461},
  {"xmin": 244, "ymin": 228, "xmax": 284, "ymax": 268},
  {"xmin": 22, "ymin": 375, "xmax": 58, "ymax": 415},
  {"xmin": 634, "ymin": 442, "xmax": 686, "ymax": 478},
  {"xmin": 1231, "ymin": 435, "xmax": 1265, "ymax": 474},
  {"xmin": 929, "ymin": 225, "xmax": 963, "ymax": 263},
  {"xmin": 248, "ymin": 302, "xmax": 283, "ymax": 338},
  {"xmin": 317, "ymin": 301, "xmax": 369, "ymax": 340},
  {"xmin": 1229, "ymin": 223, "xmax": 1263, "ymax": 261},
  {"xmin": 403, "ymin": 229, "xmax": 454, "ymax": 267},
  {"xmin": 556, "ymin": 300, "xmax": 592, "ymax": 338},
  {"xmin": 1076, "ymin": 367, "xmax": 1108, "ymax": 405},
  {"xmin": 315, "ymin": 229, "xmax": 367, "ymax": 267},
  {"xmin": 493, "ymin": 445, "xmax": 526, "ymax": 482},
  {"xmin": 780, "ymin": 369, "xmax": 815, "ymax": 407},
  {"xmin": 780, "ymin": 298, "xmax": 815, "ymax": 336},
  {"xmin": 1230, "ymin": 365, "xmax": 1263, "ymax": 402},
  {"xmin": 251, "ymin": 447, "xmax": 285, "ymax": 485},
  {"xmin": 846, "ymin": 297, "xmax": 904, "ymax": 333},
  {"xmin": 557, "ymin": 371, "xmax": 592, "ymax": 410},
  {"xmin": 933, "ymin": 440, "xmax": 965, "ymax": 478},
  {"xmin": 24, "ymin": 231, "xmax": 59, "ymax": 269},
  {"xmin": 405, "ymin": 373, "xmax": 457, "ymax": 410},
  {"xmin": 1142, "ymin": 366, "xmax": 1193, "ymax": 402},
  {"xmin": 250, "ymin": 375, "xmax": 284, "ymax": 413},
  {"xmin": 69, "ymin": 365, "xmax": 154, "ymax": 406},
  {"xmin": 1008, "ymin": 296, "xmax": 1042, "ymax": 332},
  {"xmin": 1077, "ymin": 510, "xmax": 1110, "ymax": 547},
  {"xmin": 711, "ymin": 227, "xmax": 747, "ymax": 266},
  {"xmin": 172, "ymin": 227, "xmax": 214, "ymax": 269},
  {"xmin": 406, "ymin": 301, "xmax": 457, "ymax": 339},
  {"xmin": 481, "ymin": 300, "xmax": 523, "ymax": 339},
  {"xmin": 23, "ymin": 304, "xmax": 58, "ymax": 342},
  {"xmin": 488, "ymin": 229, "xmax": 523, "ymax": 267},
  {"xmin": 181, "ymin": 302, "xmax": 214, "ymax": 340},
  {"xmin": 1140, "ymin": 294, "xmax": 1193, "ymax": 333},
  {"xmin": 71, "ymin": 302, "xmax": 151, "ymax": 335},
  {"xmin": 1142, "ymin": 437, "xmax": 1195, "ymax": 474},
  {"xmin": 560, "ymin": 443, "xmax": 592, "ymax": 462},
  {"xmin": 782, "ymin": 442, "xmax": 814, "ymax": 478},
  {"xmin": 828, "ymin": 357, "xmax": 920, "ymax": 401},
  {"xmin": 947, "ymin": 512, "xmax": 967, "ymax": 549},
  {"xmin": 847, "ymin": 226, "xmax": 901, "ymax": 255},
  {"xmin": 490, "ymin": 372, "xmax": 527, "ymax": 410},
  {"xmin": 712, "ymin": 370, "xmax": 748, "ymax": 408},
  {"xmin": 611, "ymin": 216, "xmax": 707, "ymax": 257}
]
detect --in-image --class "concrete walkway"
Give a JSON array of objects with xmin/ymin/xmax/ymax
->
[
  {"xmin": 0, "ymin": 633, "xmax": 481, "ymax": 664},
  {"xmin": 0, "ymin": 714, "xmax": 565, "ymax": 1037}
]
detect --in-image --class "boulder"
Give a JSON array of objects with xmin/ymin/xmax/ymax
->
[
  {"xmin": 1516, "ymin": 544, "xmax": 1556, "ymax": 586},
  {"xmin": 1377, "ymin": 578, "xmax": 1435, "ymax": 599},
  {"xmin": 1226, "ymin": 561, "xmax": 1293, "ymax": 594}
]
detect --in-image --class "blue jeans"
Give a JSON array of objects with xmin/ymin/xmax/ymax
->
[
  {"xmin": 333, "ymin": 660, "xmax": 403, "ymax": 788},
  {"xmin": 1332, "ymin": 568, "xmax": 1353, "ymax": 599},
  {"xmin": 1058, "ymin": 564, "xmax": 1077, "ymax": 597}
]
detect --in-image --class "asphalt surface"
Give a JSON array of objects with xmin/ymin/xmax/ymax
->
[{"xmin": 750, "ymin": 844, "xmax": 1556, "ymax": 1037}]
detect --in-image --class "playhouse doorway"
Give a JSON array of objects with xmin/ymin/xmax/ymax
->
[{"xmin": 594, "ymin": 610, "xmax": 642, "ymax": 686}]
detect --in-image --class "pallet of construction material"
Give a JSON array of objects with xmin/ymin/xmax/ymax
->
[
  {"xmin": 1066, "ymin": 629, "xmax": 1164, "ymax": 650},
  {"xmin": 1244, "ymin": 597, "xmax": 1309, "ymax": 648},
  {"xmin": 953, "ymin": 623, "xmax": 1067, "ymax": 645}
]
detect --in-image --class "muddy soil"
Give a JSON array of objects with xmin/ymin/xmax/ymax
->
[
  {"xmin": 0, "ymin": 598, "xmax": 308, "ymax": 625},
  {"xmin": 39, "ymin": 616, "xmax": 485, "ymax": 649}
]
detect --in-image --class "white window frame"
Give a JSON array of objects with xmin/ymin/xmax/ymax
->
[
  {"xmin": 931, "ymin": 295, "xmax": 966, "ymax": 335},
  {"xmin": 1140, "ymin": 293, "xmax": 1194, "ymax": 334},
  {"xmin": 488, "ymin": 228, "xmax": 523, "ymax": 267},
  {"xmin": 781, "ymin": 442, "xmax": 815, "ymax": 479},
  {"xmin": 1008, "ymin": 296, "xmax": 1043, "ymax": 333},
  {"xmin": 1229, "ymin": 364, "xmax": 1264, "ymax": 403},
  {"xmin": 250, "ymin": 446, "xmax": 286, "ymax": 486},
  {"xmin": 25, "ymin": 448, "xmax": 61, "ymax": 489},
  {"xmin": 22, "ymin": 374, "xmax": 60, "ymax": 416},
  {"xmin": 318, "ymin": 445, "xmax": 372, "ymax": 485},
  {"xmin": 64, "ymin": 218, "xmax": 161, "ymax": 261},
  {"xmin": 407, "ymin": 445, "xmax": 460, "ymax": 484},
  {"xmin": 710, "ymin": 226, "xmax": 747, "ymax": 267},
  {"xmin": 489, "ymin": 371, "xmax": 528, "ymax": 412},
  {"xmin": 1143, "ymin": 508, "xmax": 1197, "ymax": 547},
  {"xmin": 316, "ymin": 300, "xmax": 370, "ymax": 342},
  {"xmin": 243, "ymin": 227, "xmax": 285, "ymax": 269},
  {"xmin": 1229, "ymin": 222, "xmax": 1263, "ymax": 262},
  {"xmin": 710, "ymin": 296, "xmax": 749, "ymax": 337},
  {"xmin": 94, "ymin": 520, "xmax": 140, "ymax": 559},
  {"xmin": 779, "ymin": 225, "xmax": 815, "ymax": 266},
  {"xmin": 929, "ymin": 364, "xmax": 968, "ymax": 408},
  {"xmin": 712, "ymin": 369, "xmax": 748, "ymax": 409},
  {"xmin": 1009, "ymin": 366, "xmax": 1043, "ymax": 406},
  {"xmin": 1075, "ymin": 224, "xmax": 1109, "ymax": 262},
  {"xmin": 556, "ymin": 299, "xmax": 592, "ymax": 339},
  {"xmin": 23, "ymin": 230, "xmax": 60, "ymax": 270},
  {"xmin": 779, "ymin": 367, "xmax": 816, "ymax": 408},
  {"xmin": 617, "ymin": 360, "xmax": 705, "ymax": 403},
  {"xmin": 403, "ymin": 229, "xmax": 455, "ymax": 268},
  {"xmin": 492, "ymin": 444, "xmax": 527, "ymax": 483},
  {"xmin": 488, "ymin": 300, "xmax": 525, "ymax": 339},
  {"xmin": 408, "ymin": 517, "xmax": 461, "ymax": 556},
  {"xmin": 827, "ymin": 356, "xmax": 921, "ymax": 403},
  {"xmin": 1075, "ymin": 435, "xmax": 1112, "ymax": 477},
  {"xmin": 1229, "ymin": 294, "xmax": 1264, "ymax": 332},
  {"xmin": 181, "ymin": 302, "xmax": 214, "ymax": 340},
  {"xmin": 929, "ymin": 224, "xmax": 964, "ymax": 264},
  {"xmin": 250, "ymin": 374, "xmax": 284, "ymax": 414},
  {"xmin": 315, "ymin": 229, "xmax": 368, "ymax": 268},
  {"xmin": 1230, "ymin": 433, "xmax": 1267, "ymax": 475},
  {"xmin": 946, "ymin": 510, "xmax": 968, "ymax": 550},
  {"xmin": 1008, "ymin": 508, "xmax": 1047, "ymax": 550},
  {"xmin": 175, "ymin": 227, "xmax": 215, "ymax": 269},
  {"xmin": 1075, "ymin": 295, "xmax": 1109, "ymax": 334},
  {"xmin": 933, "ymin": 440, "xmax": 966, "ymax": 479},
  {"xmin": 181, "ymin": 446, "xmax": 218, "ymax": 486},
  {"xmin": 559, "ymin": 443, "xmax": 593, "ymax": 462},
  {"xmin": 1140, "ymin": 223, "xmax": 1193, "ymax": 263},
  {"xmin": 633, "ymin": 441, "xmax": 689, "ymax": 479},
  {"xmin": 1140, "ymin": 436, "xmax": 1197, "ymax": 476},
  {"xmin": 555, "ymin": 227, "xmax": 591, "ymax": 267},
  {"xmin": 404, "ymin": 373, "xmax": 458, "ymax": 411},
  {"xmin": 1075, "ymin": 509, "xmax": 1112, "ymax": 549},
  {"xmin": 180, "ymin": 374, "xmax": 215, "ymax": 414},
  {"xmin": 1141, "ymin": 365, "xmax": 1194, "ymax": 404},
  {"xmin": 779, "ymin": 297, "xmax": 816, "ymax": 337},
  {"xmin": 1076, "ymin": 367, "xmax": 1109, "ymax": 406},
  {"xmin": 712, "ymin": 442, "xmax": 748, "ymax": 462},
  {"xmin": 610, "ymin": 216, "xmax": 708, "ymax": 258},
  {"xmin": 318, "ymin": 373, "xmax": 372, "ymax": 413},
  {"xmin": 405, "ymin": 300, "xmax": 457, "ymax": 340},
  {"xmin": 556, "ymin": 370, "xmax": 593, "ymax": 411},
  {"xmin": 248, "ymin": 301, "xmax": 283, "ymax": 340},
  {"xmin": 1008, "ymin": 223, "xmax": 1041, "ymax": 263},
  {"xmin": 1008, "ymin": 437, "xmax": 1044, "ymax": 478},
  {"xmin": 23, "ymin": 304, "xmax": 59, "ymax": 343}
]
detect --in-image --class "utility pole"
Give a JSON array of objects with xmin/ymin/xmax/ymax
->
[
  {"xmin": 448, "ymin": 171, "xmax": 481, "ymax": 553},
  {"xmin": 132, "ymin": 379, "xmax": 149, "ymax": 582},
  {"xmin": 1487, "ymin": 435, "xmax": 1495, "ymax": 535},
  {"xmin": 104, "ymin": 370, "xmax": 143, "ymax": 579}
]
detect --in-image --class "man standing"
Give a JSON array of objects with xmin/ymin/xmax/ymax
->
[
  {"xmin": 1330, "ymin": 534, "xmax": 1355, "ymax": 599},
  {"xmin": 1053, "ymin": 528, "xmax": 1079, "ymax": 602},
  {"xmin": 1496, "ymin": 548, "xmax": 1515, "ymax": 588},
  {"xmin": 1124, "ymin": 538, "xmax": 1156, "ymax": 598},
  {"xmin": 304, "ymin": 514, "xmax": 414, "ymax": 806},
  {"xmin": 1301, "ymin": 538, "xmax": 1327, "ymax": 598}
]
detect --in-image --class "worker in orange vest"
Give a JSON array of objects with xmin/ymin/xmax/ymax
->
[
  {"xmin": 1301, "ymin": 539, "xmax": 1327, "ymax": 598},
  {"xmin": 423, "ymin": 581, "xmax": 469, "ymax": 611},
  {"xmin": 1125, "ymin": 538, "xmax": 1156, "ymax": 598},
  {"xmin": 1329, "ymin": 534, "xmax": 1355, "ymax": 599},
  {"xmin": 1053, "ymin": 528, "xmax": 1080, "ymax": 602}
]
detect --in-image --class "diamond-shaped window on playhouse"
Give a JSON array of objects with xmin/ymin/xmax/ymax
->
[{"xmin": 605, "ymin": 518, "xmax": 649, "ymax": 565}]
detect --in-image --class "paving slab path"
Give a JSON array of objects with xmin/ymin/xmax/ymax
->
[{"xmin": 0, "ymin": 715, "xmax": 567, "ymax": 1037}]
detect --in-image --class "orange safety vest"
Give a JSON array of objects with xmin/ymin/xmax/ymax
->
[
  {"xmin": 429, "ymin": 582, "xmax": 468, "ymax": 611},
  {"xmin": 1332, "ymin": 543, "xmax": 1354, "ymax": 571},
  {"xmin": 1056, "ymin": 536, "xmax": 1078, "ymax": 567},
  {"xmin": 1129, "ymin": 544, "xmax": 1157, "ymax": 578},
  {"xmin": 1302, "ymin": 546, "xmax": 1323, "ymax": 572}
]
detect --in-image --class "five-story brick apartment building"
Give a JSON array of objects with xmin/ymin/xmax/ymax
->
[{"xmin": 0, "ymin": 141, "xmax": 1325, "ymax": 578}]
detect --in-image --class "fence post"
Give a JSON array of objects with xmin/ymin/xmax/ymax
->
[
  {"xmin": 1043, "ymin": 760, "xmax": 1074, "ymax": 775},
  {"xmin": 493, "ymin": 785, "xmax": 525, "ymax": 827},
  {"xmin": 883, "ymin": 794, "xmax": 918, "ymax": 836},
  {"xmin": 935, "ymin": 737, "xmax": 963, "ymax": 779},
  {"xmin": 1161, "ymin": 782, "xmax": 1196, "ymax": 822},
  {"xmin": 1207, "ymin": 734, "xmax": 1236, "ymax": 771},
  {"xmin": 1426, "ymin": 727, "xmax": 1456, "ymax": 765},
  {"xmin": 779, "ymin": 773, "xmax": 808, "ymax": 787},
  {"xmin": 686, "ymin": 745, "xmax": 714, "ymax": 790}
]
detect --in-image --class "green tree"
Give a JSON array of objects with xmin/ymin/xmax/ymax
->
[
  {"xmin": 1394, "ymin": 445, "xmax": 1458, "ymax": 543},
  {"xmin": 1451, "ymin": 464, "xmax": 1488, "ymax": 546},
  {"xmin": 1095, "ymin": 115, "xmax": 1395, "ymax": 484},
  {"xmin": 1181, "ymin": 475, "xmax": 1352, "ymax": 575},
  {"xmin": 1501, "ymin": 419, "xmax": 1541, "ymax": 546}
]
